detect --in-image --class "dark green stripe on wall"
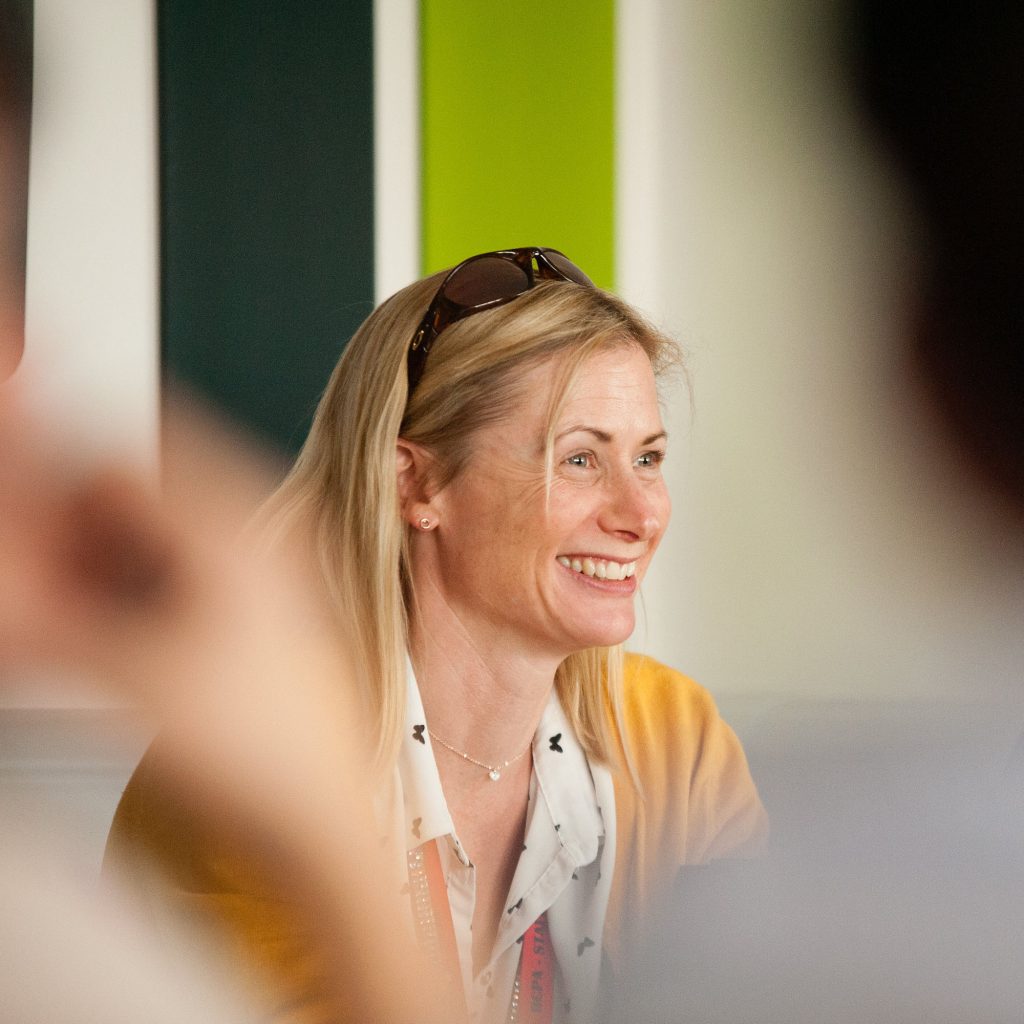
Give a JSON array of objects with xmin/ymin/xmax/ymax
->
[
  {"xmin": 158, "ymin": 2, "xmax": 375, "ymax": 452},
  {"xmin": 421, "ymin": 0, "xmax": 616, "ymax": 288},
  {"xmin": 1, "ymin": 0, "xmax": 31, "ymax": 376}
]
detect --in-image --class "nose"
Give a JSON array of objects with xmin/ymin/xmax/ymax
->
[{"xmin": 598, "ymin": 470, "xmax": 666, "ymax": 543}]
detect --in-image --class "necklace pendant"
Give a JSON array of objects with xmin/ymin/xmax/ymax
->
[{"xmin": 489, "ymin": 768, "xmax": 501, "ymax": 781}]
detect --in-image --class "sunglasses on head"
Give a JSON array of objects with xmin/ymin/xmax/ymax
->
[{"xmin": 406, "ymin": 247, "xmax": 595, "ymax": 396}]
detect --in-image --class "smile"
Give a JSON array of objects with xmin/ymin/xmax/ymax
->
[{"xmin": 556, "ymin": 556, "xmax": 637, "ymax": 581}]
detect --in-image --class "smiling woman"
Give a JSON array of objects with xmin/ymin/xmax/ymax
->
[{"xmin": 106, "ymin": 249, "xmax": 767, "ymax": 1024}]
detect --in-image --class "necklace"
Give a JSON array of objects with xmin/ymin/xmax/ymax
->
[{"xmin": 428, "ymin": 729, "xmax": 531, "ymax": 781}]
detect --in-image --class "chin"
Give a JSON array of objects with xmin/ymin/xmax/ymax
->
[{"xmin": 567, "ymin": 619, "xmax": 635, "ymax": 652}]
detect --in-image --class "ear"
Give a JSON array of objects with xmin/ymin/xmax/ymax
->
[{"xmin": 396, "ymin": 438, "xmax": 439, "ymax": 525}]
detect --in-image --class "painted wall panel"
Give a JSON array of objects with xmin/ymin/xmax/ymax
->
[
  {"xmin": 421, "ymin": 0, "xmax": 614, "ymax": 286},
  {"xmin": 158, "ymin": 2, "xmax": 375, "ymax": 452}
]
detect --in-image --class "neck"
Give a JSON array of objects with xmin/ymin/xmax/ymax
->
[
  {"xmin": 408, "ymin": 585, "xmax": 563, "ymax": 767},
  {"xmin": 408, "ymin": 581, "xmax": 559, "ymax": 973}
]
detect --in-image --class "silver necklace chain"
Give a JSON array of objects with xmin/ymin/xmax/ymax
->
[{"xmin": 427, "ymin": 729, "xmax": 531, "ymax": 781}]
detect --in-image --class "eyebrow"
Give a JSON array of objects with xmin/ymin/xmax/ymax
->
[{"xmin": 556, "ymin": 426, "xmax": 668, "ymax": 446}]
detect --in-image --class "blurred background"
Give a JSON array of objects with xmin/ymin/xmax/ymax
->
[{"xmin": 7, "ymin": 0, "xmax": 1024, "ymax": 884}]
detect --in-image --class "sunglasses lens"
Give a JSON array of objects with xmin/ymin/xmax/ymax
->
[
  {"xmin": 407, "ymin": 248, "xmax": 596, "ymax": 397},
  {"xmin": 543, "ymin": 251, "xmax": 594, "ymax": 288},
  {"xmin": 444, "ymin": 255, "xmax": 531, "ymax": 307}
]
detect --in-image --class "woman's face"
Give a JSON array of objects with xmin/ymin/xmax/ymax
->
[{"xmin": 422, "ymin": 342, "xmax": 670, "ymax": 661}]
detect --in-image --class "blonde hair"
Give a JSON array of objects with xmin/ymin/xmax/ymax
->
[{"xmin": 262, "ymin": 268, "xmax": 681, "ymax": 772}]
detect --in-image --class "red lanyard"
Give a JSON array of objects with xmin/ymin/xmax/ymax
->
[
  {"xmin": 515, "ymin": 912, "xmax": 554, "ymax": 1023},
  {"xmin": 410, "ymin": 840, "xmax": 555, "ymax": 1024}
]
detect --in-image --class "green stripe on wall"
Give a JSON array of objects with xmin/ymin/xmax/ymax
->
[
  {"xmin": 420, "ymin": 1, "xmax": 616, "ymax": 289},
  {"xmin": 158, "ymin": 3, "xmax": 375, "ymax": 452}
]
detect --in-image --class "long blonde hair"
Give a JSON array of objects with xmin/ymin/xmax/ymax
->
[{"xmin": 262, "ymin": 269, "xmax": 681, "ymax": 772}]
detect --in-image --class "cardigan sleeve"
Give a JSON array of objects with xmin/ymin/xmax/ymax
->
[{"xmin": 604, "ymin": 654, "xmax": 768, "ymax": 960}]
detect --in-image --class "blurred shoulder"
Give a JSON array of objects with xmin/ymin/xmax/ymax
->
[
  {"xmin": 105, "ymin": 745, "xmax": 172, "ymax": 862},
  {"xmin": 104, "ymin": 742, "xmax": 265, "ymax": 895}
]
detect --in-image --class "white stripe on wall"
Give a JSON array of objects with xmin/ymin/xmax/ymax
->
[
  {"xmin": 614, "ymin": 0, "xmax": 663, "ymax": 316},
  {"xmin": 616, "ymin": 0, "xmax": 702, "ymax": 666},
  {"xmin": 22, "ymin": 0, "xmax": 160, "ymax": 464},
  {"xmin": 373, "ymin": 0, "xmax": 421, "ymax": 302}
]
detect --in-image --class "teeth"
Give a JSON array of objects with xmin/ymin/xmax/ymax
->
[{"xmin": 557, "ymin": 557, "xmax": 638, "ymax": 580}]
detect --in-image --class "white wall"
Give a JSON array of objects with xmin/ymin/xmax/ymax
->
[
  {"xmin": 20, "ymin": 0, "xmax": 159, "ymax": 460},
  {"xmin": 626, "ymin": 1, "xmax": 1024, "ymax": 702},
  {"xmin": 373, "ymin": 0, "xmax": 420, "ymax": 301}
]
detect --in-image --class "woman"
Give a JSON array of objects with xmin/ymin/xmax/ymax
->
[{"xmin": 107, "ymin": 248, "xmax": 766, "ymax": 1024}]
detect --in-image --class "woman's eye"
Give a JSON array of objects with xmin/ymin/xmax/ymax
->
[
  {"xmin": 565, "ymin": 452, "xmax": 592, "ymax": 469},
  {"xmin": 636, "ymin": 450, "xmax": 666, "ymax": 469}
]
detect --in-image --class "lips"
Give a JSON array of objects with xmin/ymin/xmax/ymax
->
[{"xmin": 556, "ymin": 555, "xmax": 637, "ymax": 581}]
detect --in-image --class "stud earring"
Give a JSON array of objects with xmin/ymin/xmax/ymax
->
[{"xmin": 418, "ymin": 517, "xmax": 432, "ymax": 530}]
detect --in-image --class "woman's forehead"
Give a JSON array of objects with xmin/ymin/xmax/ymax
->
[{"xmin": 483, "ymin": 344, "xmax": 661, "ymax": 442}]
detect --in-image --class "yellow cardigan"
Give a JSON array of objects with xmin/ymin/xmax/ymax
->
[{"xmin": 105, "ymin": 654, "xmax": 766, "ymax": 1022}]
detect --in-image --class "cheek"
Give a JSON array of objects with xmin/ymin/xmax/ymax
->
[
  {"xmin": 658, "ymin": 485, "xmax": 672, "ymax": 532},
  {"xmin": 545, "ymin": 479, "xmax": 604, "ymax": 526},
  {"xmin": 648, "ymin": 485, "xmax": 672, "ymax": 553},
  {"xmin": 503, "ymin": 482, "xmax": 554, "ymax": 540},
  {"xmin": 449, "ymin": 480, "xmax": 546, "ymax": 570}
]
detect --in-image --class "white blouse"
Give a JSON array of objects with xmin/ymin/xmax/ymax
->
[{"xmin": 385, "ymin": 664, "xmax": 617, "ymax": 1024}]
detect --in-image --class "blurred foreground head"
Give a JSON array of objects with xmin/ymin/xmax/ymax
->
[
  {"xmin": 853, "ymin": 2, "xmax": 1024, "ymax": 514},
  {"xmin": 0, "ymin": 0, "xmax": 31, "ymax": 380}
]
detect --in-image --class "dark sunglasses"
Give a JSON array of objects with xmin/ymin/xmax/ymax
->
[{"xmin": 406, "ymin": 247, "xmax": 595, "ymax": 396}]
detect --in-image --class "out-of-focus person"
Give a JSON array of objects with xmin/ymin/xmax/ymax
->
[
  {"xmin": 0, "ymin": 394, "xmax": 441, "ymax": 1023},
  {"xmin": 107, "ymin": 247, "xmax": 767, "ymax": 1023},
  {"xmin": 0, "ymin": 13, "xmax": 428, "ymax": 1020},
  {"xmin": 854, "ymin": 2, "xmax": 1024, "ymax": 517}
]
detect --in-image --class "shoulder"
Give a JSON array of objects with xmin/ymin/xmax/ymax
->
[
  {"xmin": 612, "ymin": 652, "xmax": 768, "ymax": 861},
  {"xmin": 603, "ymin": 654, "xmax": 768, "ymax": 962},
  {"xmin": 105, "ymin": 743, "xmax": 266, "ymax": 895},
  {"xmin": 618, "ymin": 652, "xmax": 723, "ymax": 752},
  {"xmin": 621, "ymin": 652, "xmax": 719, "ymax": 710},
  {"xmin": 105, "ymin": 746, "xmax": 175, "ymax": 868},
  {"xmin": 105, "ymin": 746, "xmax": 329, "ymax": 1018}
]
